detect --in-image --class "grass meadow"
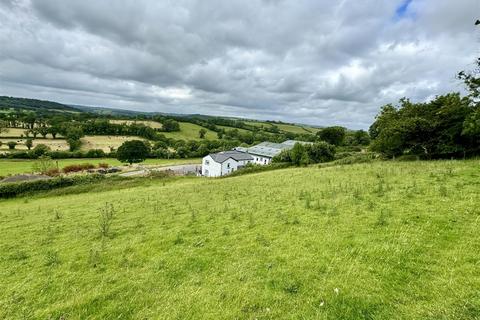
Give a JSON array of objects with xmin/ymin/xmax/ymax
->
[
  {"xmin": 0, "ymin": 160, "xmax": 479, "ymax": 319},
  {"xmin": 0, "ymin": 158, "xmax": 201, "ymax": 177},
  {"xmin": 162, "ymin": 122, "xmax": 218, "ymax": 140}
]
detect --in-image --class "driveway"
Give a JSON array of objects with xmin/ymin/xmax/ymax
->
[{"xmin": 118, "ymin": 164, "xmax": 201, "ymax": 177}]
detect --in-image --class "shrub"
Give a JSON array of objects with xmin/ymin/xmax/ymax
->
[
  {"xmin": 32, "ymin": 156, "xmax": 56, "ymax": 174},
  {"xmin": 63, "ymin": 163, "xmax": 95, "ymax": 173},
  {"xmin": 99, "ymin": 202, "xmax": 116, "ymax": 237},
  {"xmin": 32, "ymin": 144, "xmax": 51, "ymax": 157},
  {"xmin": 98, "ymin": 163, "xmax": 109, "ymax": 169},
  {"xmin": 7, "ymin": 141, "xmax": 17, "ymax": 150},
  {"xmin": 45, "ymin": 168, "xmax": 60, "ymax": 176}
]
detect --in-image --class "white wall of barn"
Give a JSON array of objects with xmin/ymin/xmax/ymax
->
[{"xmin": 250, "ymin": 154, "xmax": 272, "ymax": 165}]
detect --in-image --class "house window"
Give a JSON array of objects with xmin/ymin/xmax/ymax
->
[
  {"xmin": 227, "ymin": 163, "xmax": 230, "ymax": 168},
  {"xmin": 205, "ymin": 160, "xmax": 210, "ymax": 165},
  {"xmin": 264, "ymin": 159, "xmax": 267, "ymax": 164}
]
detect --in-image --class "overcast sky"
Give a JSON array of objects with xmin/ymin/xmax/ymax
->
[{"xmin": 0, "ymin": 0, "xmax": 478, "ymax": 128}]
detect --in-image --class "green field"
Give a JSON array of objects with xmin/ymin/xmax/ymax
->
[
  {"xmin": 0, "ymin": 158, "xmax": 201, "ymax": 177},
  {"xmin": 1, "ymin": 160, "xmax": 479, "ymax": 318},
  {"xmin": 243, "ymin": 121, "xmax": 320, "ymax": 134},
  {"xmin": 162, "ymin": 122, "xmax": 217, "ymax": 140},
  {"xmin": 216, "ymin": 125, "xmax": 252, "ymax": 134}
]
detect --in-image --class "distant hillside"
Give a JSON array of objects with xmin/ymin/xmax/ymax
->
[{"xmin": 0, "ymin": 96, "xmax": 79, "ymax": 112}]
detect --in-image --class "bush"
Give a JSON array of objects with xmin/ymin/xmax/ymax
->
[
  {"xmin": 45, "ymin": 168, "xmax": 60, "ymax": 176},
  {"xmin": 63, "ymin": 163, "xmax": 96, "ymax": 173},
  {"xmin": 32, "ymin": 156, "xmax": 56, "ymax": 174},
  {"xmin": 332, "ymin": 153, "xmax": 378, "ymax": 165},
  {"xmin": 0, "ymin": 174, "xmax": 105, "ymax": 198},
  {"xmin": 32, "ymin": 144, "xmax": 51, "ymax": 157},
  {"xmin": 7, "ymin": 141, "xmax": 17, "ymax": 150},
  {"xmin": 98, "ymin": 163, "xmax": 109, "ymax": 169}
]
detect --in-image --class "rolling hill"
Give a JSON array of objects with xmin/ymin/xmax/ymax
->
[{"xmin": 1, "ymin": 160, "xmax": 479, "ymax": 319}]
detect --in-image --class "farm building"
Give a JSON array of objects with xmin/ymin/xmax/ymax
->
[
  {"xmin": 235, "ymin": 140, "xmax": 308, "ymax": 165},
  {"xmin": 202, "ymin": 140, "xmax": 309, "ymax": 177},
  {"xmin": 201, "ymin": 150, "xmax": 253, "ymax": 177}
]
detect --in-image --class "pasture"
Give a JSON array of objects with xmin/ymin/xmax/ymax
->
[
  {"xmin": 162, "ymin": 122, "xmax": 217, "ymax": 140},
  {"xmin": 0, "ymin": 138, "xmax": 69, "ymax": 151},
  {"xmin": 0, "ymin": 158, "xmax": 201, "ymax": 177},
  {"xmin": 109, "ymin": 119, "xmax": 163, "ymax": 129},
  {"xmin": 80, "ymin": 135, "xmax": 148, "ymax": 152},
  {"xmin": 0, "ymin": 128, "xmax": 29, "ymax": 137},
  {"xmin": 0, "ymin": 160, "xmax": 479, "ymax": 319}
]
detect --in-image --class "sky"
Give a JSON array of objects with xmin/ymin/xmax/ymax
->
[{"xmin": 0, "ymin": 0, "xmax": 478, "ymax": 129}]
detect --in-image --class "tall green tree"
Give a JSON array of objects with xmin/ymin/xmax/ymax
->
[
  {"xmin": 317, "ymin": 126, "xmax": 346, "ymax": 146},
  {"xmin": 116, "ymin": 140, "xmax": 150, "ymax": 165}
]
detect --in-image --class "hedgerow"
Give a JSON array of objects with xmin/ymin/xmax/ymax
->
[{"xmin": 0, "ymin": 174, "xmax": 105, "ymax": 198}]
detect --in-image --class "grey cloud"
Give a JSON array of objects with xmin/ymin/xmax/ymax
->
[{"xmin": 0, "ymin": 0, "xmax": 478, "ymax": 129}]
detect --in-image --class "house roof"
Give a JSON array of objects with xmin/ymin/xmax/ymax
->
[
  {"xmin": 243, "ymin": 140, "xmax": 311, "ymax": 158},
  {"xmin": 209, "ymin": 150, "xmax": 253, "ymax": 163}
]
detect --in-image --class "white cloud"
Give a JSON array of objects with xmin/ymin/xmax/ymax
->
[{"xmin": 0, "ymin": 0, "xmax": 478, "ymax": 129}]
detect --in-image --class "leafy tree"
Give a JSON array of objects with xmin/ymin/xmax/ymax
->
[
  {"xmin": 7, "ymin": 141, "xmax": 17, "ymax": 150},
  {"xmin": 305, "ymin": 142, "xmax": 336, "ymax": 163},
  {"xmin": 48, "ymin": 126, "xmax": 59, "ymax": 139},
  {"xmin": 318, "ymin": 126, "xmax": 346, "ymax": 146},
  {"xmin": 162, "ymin": 119, "xmax": 180, "ymax": 132},
  {"xmin": 458, "ymin": 57, "xmax": 480, "ymax": 99},
  {"xmin": 370, "ymin": 94, "xmax": 475, "ymax": 158},
  {"xmin": 290, "ymin": 143, "xmax": 307, "ymax": 166},
  {"xmin": 65, "ymin": 126, "xmax": 84, "ymax": 151},
  {"xmin": 25, "ymin": 138, "xmax": 33, "ymax": 150},
  {"xmin": 353, "ymin": 130, "xmax": 371, "ymax": 145},
  {"xmin": 199, "ymin": 128, "xmax": 207, "ymax": 139},
  {"xmin": 0, "ymin": 120, "xmax": 8, "ymax": 134},
  {"xmin": 116, "ymin": 140, "xmax": 150, "ymax": 164},
  {"xmin": 38, "ymin": 127, "xmax": 49, "ymax": 138}
]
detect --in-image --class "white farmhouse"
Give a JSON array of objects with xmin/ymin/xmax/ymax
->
[
  {"xmin": 201, "ymin": 150, "xmax": 254, "ymax": 177},
  {"xmin": 202, "ymin": 140, "xmax": 311, "ymax": 177}
]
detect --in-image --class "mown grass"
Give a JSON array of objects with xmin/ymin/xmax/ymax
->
[
  {"xmin": 0, "ymin": 160, "xmax": 479, "ymax": 319},
  {"xmin": 0, "ymin": 158, "xmax": 201, "ymax": 177}
]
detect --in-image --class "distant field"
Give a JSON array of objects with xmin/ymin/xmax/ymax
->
[
  {"xmin": 109, "ymin": 119, "xmax": 162, "ymax": 129},
  {"xmin": 0, "ymin": 127, "xmax": 62, "ymax": 139},
  {"xmin": 1, "ymin": 160, "xmax": 479, "ymax": 318},
  {"xmin": 243, "ymin": 121, "xmax": 320, "ymax": 134},
  {"xmin": 80, "ymin": 135, "xmax": 148, "ymax": 152},
  {"xmin": 216, "ymin": 125, "xmax": 252, "ymax": 134},
  {"xmin": 0, "ymin": 128, "xmax": 28, "ymax": 137},
  {"xmin": 0, "ymin": 138, "xmax": 69, "ymax": 151},
  {"xmin": 162, "ymin": 122, "xmax": 217, "ymax": 140},
  {"xmin": 0, "ymin": 158, "xmax": 201, "ymax": 177}
]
